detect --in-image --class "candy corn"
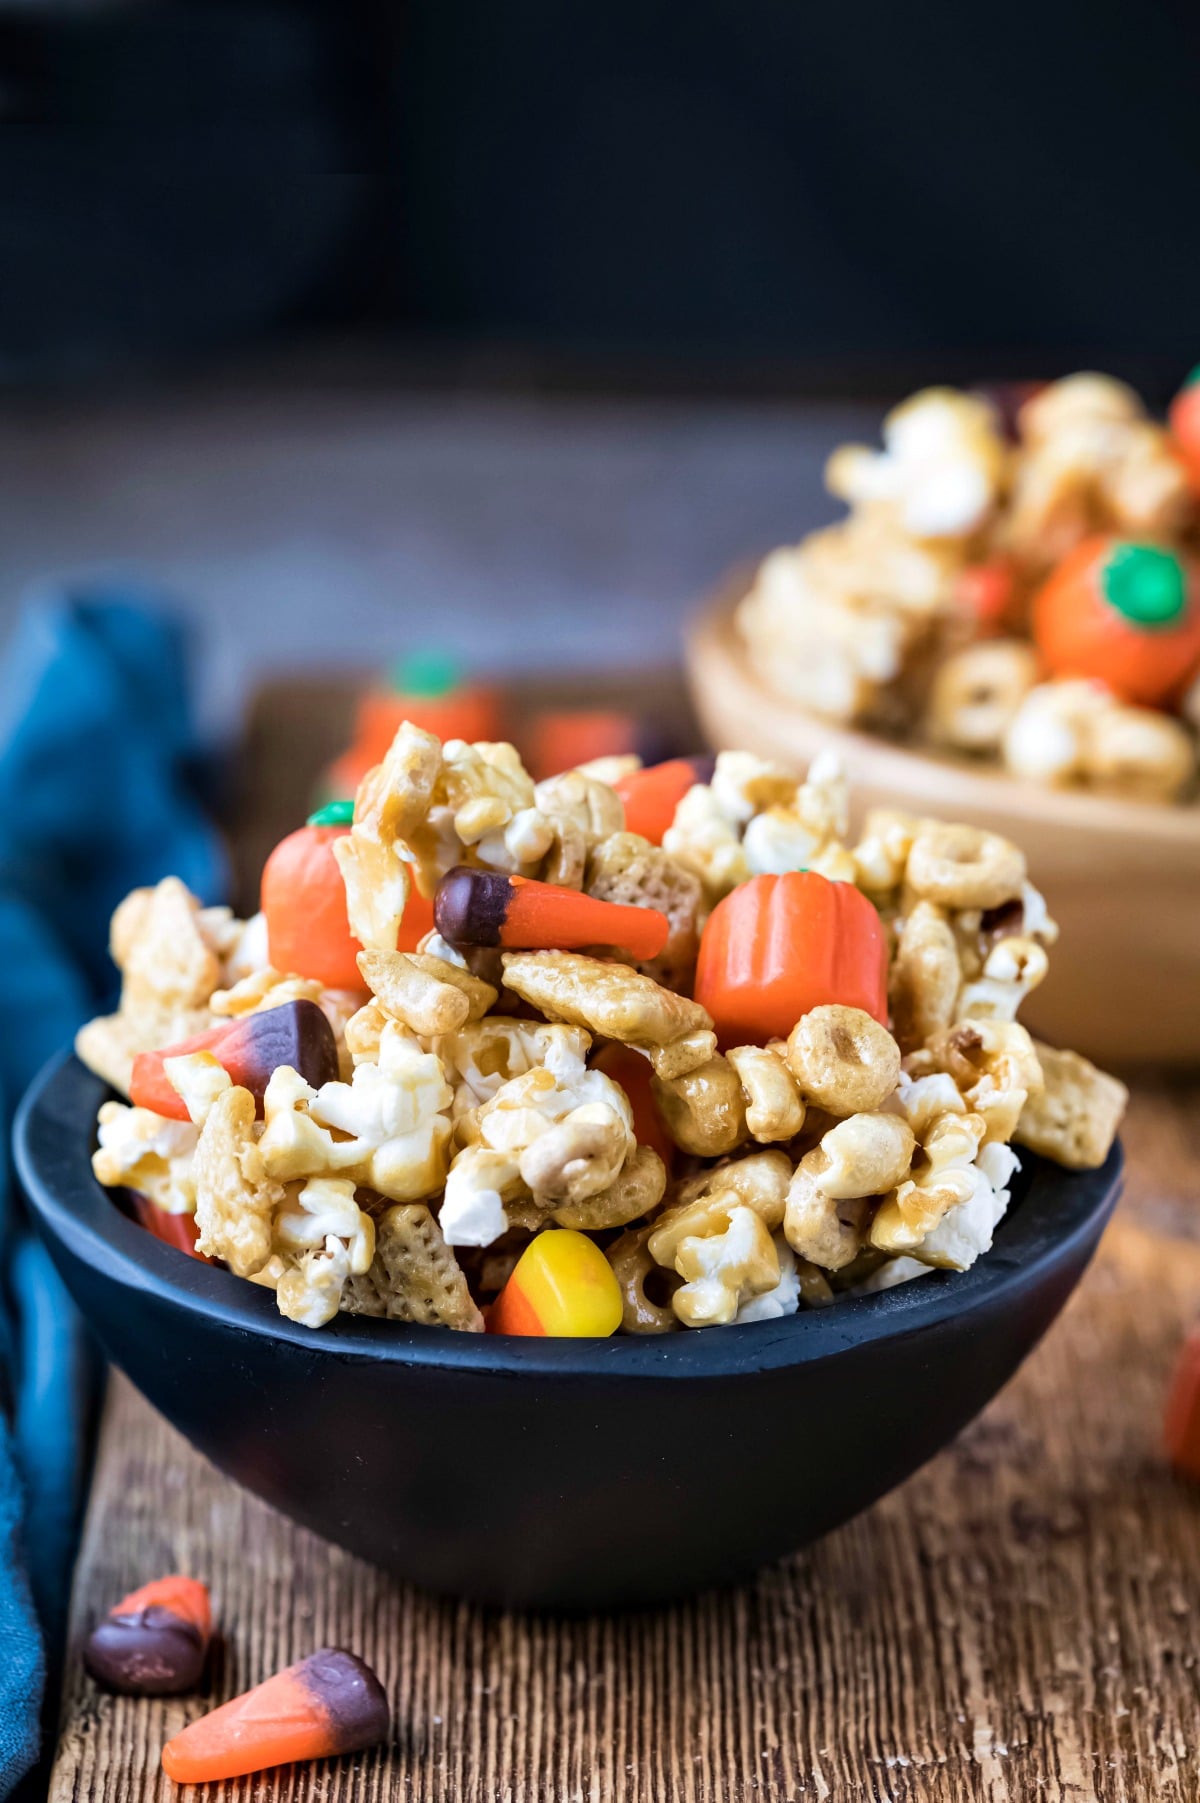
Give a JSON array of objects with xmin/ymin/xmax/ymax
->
[
  {"xmin": 85, "ymin": 1575, "xmax": 211, "ymax": 1695},
  {"xmin": 262, "ymin": 819, "xmax": 364, "ymax": 989},
  {"xmin": 614, "ymin": 756, "xmax": 714, "ymax": 846},
  {"xmin": 434, "ymin": 867, "xmax": 669, "ymax": 961},
  {"xmin": 487, "ymin": 1230, "xmax": 623, "ymax": 1337},
  {"xmin": 130, "ymin": 1000, "xmax": 338, "ymax": 1122},
  {"xmin": 161, "ymin": 1647, "xmax": 389, "ymax": 1784}
]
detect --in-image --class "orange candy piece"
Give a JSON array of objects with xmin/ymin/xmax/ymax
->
[
  {"xmin": 161, "ymin": 1647, "xmax": 389, "ymax": 1784},
  {"xmin": 614, "ymin": 757, "xmax": 711, "ymax": 846},
  {"xmin": 526, "ymin": 709, "xmax": 639, "ymax": 782},
  {"xmin": 262, "ymin": 823, "xmax": 362, "ymax": 990},
  {"xmin": 113, "ymin": 1575, "xmax": 212, "ymax": 1642},
  {"xmin": 955, "ymin": 559, "xmax": 1017, "ymax": 634},
  {"xmin": 434, "ymin": 867, "xmax": 669, "ymax": 960},
  {"xmin": 592, "ymin": 1044, "xmax": 675, "ymax": 1168},
  {"xmin": 129, "ymin": 1193, "xmax": 210, "ymax": 1263},
  {"xmin": 129, "ymin": 1000, "xmax": 338, "ymax": 1122},
  {"xmin": 1168, "ymin": 368, "xmax": 1200, "ymax": 491},
  {"xmin": 695, "ymin": 871, "xmax": 888, "ymax": 1048},
  {"xmin": 1032, "ymin": 535, "xmax": 1200, "ymax": 709},
  {"xmin": 329, "ymin": 682, "xmax": 502, "ymax": 798},
  {"xmin": 487, "ymin": 1231, "xmax": 623, "ymax": 1338},
  {"xmin": 1165, "ymin": 1329, "xmax": 1200, "ymax": 1484},
  {"xmin": 261, "ymin": 823, "xmax": 433, "ymax": 988}
]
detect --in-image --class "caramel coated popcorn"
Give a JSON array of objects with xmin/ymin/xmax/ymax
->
[{"xmin": 81, "ymin": 721, "xmax": 1125, "ymax": 1336}]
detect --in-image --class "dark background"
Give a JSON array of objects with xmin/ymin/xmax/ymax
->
[
  {"xmin": 2, "ymin": 0, "xmax": 1198, "ymax": 731},
  {"xmin": 4, "ymin": 0, "xmax": 1199, "ymax": 394}
]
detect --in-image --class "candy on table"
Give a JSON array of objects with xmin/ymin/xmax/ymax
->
[
  {"xmin": 84, "ymin": 1575, "xmax": 211, "ymax": 1695},
  {"xmin": 325, "ymin": 651, "xmax": 502, "ymax": 800},
  {"xmin": 613, "ymin": 756, "xmax": 715, "ymax": 846},
  {"xmin": 1165, "ymin": 1327, "xmax": 1200, "ymax": 1484},
  {"xmin": 161, "ymin": 1646, "xmax": 388, "ymax": 1784},
  {"xmin": 1168, "ymin": 366, "xmax": 1200, "ymax": 490},
  {"xmin": 130, "ymin": 999, "xmax": 338, "ymax": 1121},
  {"xmin": 694, "ymin": 871, "xmax": 888, "ymax": 1048},
  {"xmin": 261, "ymin": 803, "xmax": 433, "ymax": 988},
  {"xmin": 129, "ymin": 1191, "xmax": 210, "ymax": 1261},
  {"xmin": 434, "ymin": 866, "xmax": 670, "ymax": 961},
  {"xmin": 1032, "ymin": 536, "xmax": 1200, "ymax": 710},
  {"xmin": 487, "ymin": 1229, "xmax": 624, "ymax": 1337}
]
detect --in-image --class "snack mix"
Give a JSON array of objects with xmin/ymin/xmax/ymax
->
[
  {"xmin": 737, "ymin": 371, "xmax": 1200, "ymax": 802},
  {"xmin": 80, "ymin": 728, "xmax": 1127, "ymax": 1337}
]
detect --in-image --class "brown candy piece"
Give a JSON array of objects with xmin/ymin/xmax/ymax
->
[{"xmin": 84, "ymin": 1575, "xmax": 211, "ymax": 1695}]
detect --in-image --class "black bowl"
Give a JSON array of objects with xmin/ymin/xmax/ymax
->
[{"xmin": 16, "ymin": 1053, "xmax": 1122, "ymax": 1610}]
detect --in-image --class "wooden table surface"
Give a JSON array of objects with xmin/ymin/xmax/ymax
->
[{"xmin": 48, "ymin": 675, "xmax": 1200, "ymax": 1802}]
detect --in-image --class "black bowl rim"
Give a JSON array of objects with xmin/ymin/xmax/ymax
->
[{"xmin": 16, "ymin": 1050, "xmax": 1123, "ymax": 1382}]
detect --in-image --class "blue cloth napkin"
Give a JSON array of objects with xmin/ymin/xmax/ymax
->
[{"xmin": 0, "ymin": 588, "xmax": 225, "ymax": 1800}]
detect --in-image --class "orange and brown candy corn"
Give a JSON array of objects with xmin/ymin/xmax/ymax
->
[
  {"xmin": 525, "ymin": 708, "xmax": 640, "ymax": 781},
  {"xmin": 85, "ymin": 1575, "xmax": 211, "ymax": 1695},
  {"xmin": 130, "ymin": 1000, "xmax": 338, "ymax": 1122},
  {"xmin": 161, "ymin": 1647, "xmax": 388, "ymax": 1783},
  {"xmin": 434, "ymin": 867, "xmax": 669, "ymax": 961}
]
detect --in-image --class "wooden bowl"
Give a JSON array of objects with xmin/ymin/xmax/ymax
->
[{"xmin": 687, "ymin": 595, "xmax": 1200, "ymax": 1069}]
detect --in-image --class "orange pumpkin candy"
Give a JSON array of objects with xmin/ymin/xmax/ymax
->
[
  {"xmin": 1032, "ymin": 536, "xmax": 1200, "ymax": 709},
  {"xmin": 261, "ymin": 813, "xmax": 433, "ymax": 988},
  {"xmin": 694, "ymin": 871, "xmax": 888, "ymax": 1048}
]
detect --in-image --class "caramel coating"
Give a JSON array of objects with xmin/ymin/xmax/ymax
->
[
  {"xmin": 651, "ymin": 1056, "xmax": 748, "ymax": 1157},
  {"xmin": 786, "ymin": 1007, "xmax": 901, "ymax": 1116},
  {"xmin": 606, "ymin": 1224, "xmax": 681, "ymax": 1334}
]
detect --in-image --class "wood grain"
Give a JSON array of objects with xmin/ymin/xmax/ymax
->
[{"xmin": 50, "ymin": 1078, "xmax": 1200, "ymax": 1803}]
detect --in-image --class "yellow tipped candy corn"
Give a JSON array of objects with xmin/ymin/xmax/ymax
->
[{"xmin": 488, "ymin": 1230, "xmax": 623, "ymax": 1338}]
